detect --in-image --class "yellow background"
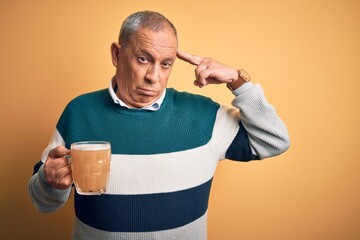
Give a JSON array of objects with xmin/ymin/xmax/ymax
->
[{"xmin": 1, "ymin": 0, "xmax": 359, "ymax": 239}]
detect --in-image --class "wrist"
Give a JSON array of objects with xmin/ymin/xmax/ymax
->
[{"xmin": 227, "ymin": 69, "xmax": 251, "ymax": 91}]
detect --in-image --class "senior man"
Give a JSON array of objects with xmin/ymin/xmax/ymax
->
[{"xmin": 29, "ymin": 11, "xmax": 290, "ymax": 240}]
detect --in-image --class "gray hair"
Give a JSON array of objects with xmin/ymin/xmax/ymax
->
[{"xmin": 118, "ymin": 11, "xmax": 177, "ymax": 47}]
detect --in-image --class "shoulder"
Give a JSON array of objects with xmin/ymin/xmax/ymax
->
[
  {"xmin": 56, "ymin": 89, "xmax": 109, "ymax": 140},
  {"xmin": 67, "ymin": 89, "xmax": 109, "ymax": 108},
  {"xmin": 59, "ymin": 89, "xmax": 109, "ymax": 120},
  {"xmin": 165, "ymin": 88, "xmax": 220, "ymax": 134},
  {"xmin": 167, "ymin": 88, "xmax": 220, "ymax": 111}
]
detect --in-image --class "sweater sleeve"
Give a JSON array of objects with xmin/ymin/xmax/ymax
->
[
  {"xmin": 230, "ymin": 84, "xmax": 290, "ymax": 159},
  {"xmin": 28, "ymin": 129, "xmax": 72, "ymax": 213},
  {"xmin": 28, "ymin": 165, "xmax": 72, "ymax": 213}
]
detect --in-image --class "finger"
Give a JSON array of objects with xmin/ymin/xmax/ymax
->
[
  {"xmin": 195, "ymin": 64, "xmax": 208, "ymax": 80},
  {"xmin": 48, "ymin": 146, "xmax": 70, "ymax": 159},
  {"xmin": 47, "ymin": 162, "xmax": 72, "ymax": 189},
  {"xmin": 56, "ymin": 173, "xmax": 73, "ymax": 190},
  {"xmin": 54, "ymin": 164, "xmax": 71, "ymax": 180},
  {"xmin": 194, "ymin": 64, "xmax": 208, "ymax": 87},
  {"xmin": 177, "ymin": 49, "xmax": 203, "ymax": 66},
  {"xmin": 44, "ymin": 158, "xmax": 71, "ymax": 179},
  {"xmin": 44, "ymin": 154, "xmax": 69, "ymax": 174},
  {"xmin": 197, "ymin": 68, "xmax": 212, "ymax": 87}
]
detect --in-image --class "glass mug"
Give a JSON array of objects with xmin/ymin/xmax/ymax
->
[{"xmin": 67, "ymin": 141, "xmax": 111, "ymax": 195}]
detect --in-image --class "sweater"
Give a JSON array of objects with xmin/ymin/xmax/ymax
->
[{"xmin": 29, "ymin": 84, "xmax": 290, "ymax": 240}]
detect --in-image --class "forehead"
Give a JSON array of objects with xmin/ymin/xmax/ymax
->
[{"xmin": 129, "ymin": 28, "xmax": 178, "ymax": 58}]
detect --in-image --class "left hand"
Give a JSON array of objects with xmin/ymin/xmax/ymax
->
[
  {"xmin": 177, "ymin": 49, "xmax": 239, "ymax": 88},
  {"xmin": 43, "ymin": 146, "xmax": 73, "ymax": 190}
]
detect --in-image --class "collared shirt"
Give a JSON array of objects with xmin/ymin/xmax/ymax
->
[
  {"xmin": 108, "ymin": 77, "xmax": 254, "ymax": 111},
  {"xmin": 108, "ymin": 78, "xmax": 166, "ymax": 111}
]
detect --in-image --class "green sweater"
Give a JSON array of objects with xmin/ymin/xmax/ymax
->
[{"xmin": 29, "ymin": 84, "xmax": 290, "ymax": 239}]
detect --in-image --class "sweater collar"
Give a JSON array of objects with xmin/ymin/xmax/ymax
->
[{"xmin": 108, "ymin": 77, "xmax": 166, "ymax": 111}]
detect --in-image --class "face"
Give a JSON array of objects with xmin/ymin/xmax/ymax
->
[{"xmin": 111, "ymin": 27, "xmax": 178, "ymax": 108}]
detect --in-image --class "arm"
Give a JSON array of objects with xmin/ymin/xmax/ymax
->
[
  {"xmin": 177, "ymin": 49, "xmax": 290, "ymax": 159},
  {"xmin": 28, "ymin": 130, "xmax": 73, "ymax": 213},
  {"xmin": 231, "ymin": 83, "xmax": 290, "ymax": 159}
]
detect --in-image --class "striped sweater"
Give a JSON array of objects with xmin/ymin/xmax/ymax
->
[{"xmin": 29, "ymin": 84, "xmax": 289, "ymax": 239}]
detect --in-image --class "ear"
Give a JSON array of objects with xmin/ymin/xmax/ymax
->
[{"xmin": 110, "ymin": 42, "xmax": 121, "ymax": 67}]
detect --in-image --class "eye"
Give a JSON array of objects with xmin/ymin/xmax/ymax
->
[
  {"xmin": 138, "ymin": 56, "xmax": 148, "ymax": 64},
  {"xmin": 161, "ymin": 62, "xmax": 172, "ymax": 69}
]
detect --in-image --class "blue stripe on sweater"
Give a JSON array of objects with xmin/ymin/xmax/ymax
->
[
  {"xmin": 225, "ymin": 121, "xmax": 259, "ymax": 161},
  {"xmin": 32, "ymin": 161, "xmax": 43, "ymax": 175},
  {"xmin": 75, "ymin": 178, "xmax": 212, "ymax": 232}
]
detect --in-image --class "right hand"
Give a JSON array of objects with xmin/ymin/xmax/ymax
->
[
  {"xmin": 43, "ymin": 146, "xmax": 73, "ymax": 190},
  {"xmin": 177, "ymin": 49, "xmax": 240, "ymax": 88}
]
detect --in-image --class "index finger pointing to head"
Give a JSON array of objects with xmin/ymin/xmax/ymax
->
[{"xmin": 177, "ymin": 49, "xmax": 203, "ymax": 66}]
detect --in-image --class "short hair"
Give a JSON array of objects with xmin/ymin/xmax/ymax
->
[{"xmin": 118, "ymin": 11, "xmax": 177, "ymax": 47}]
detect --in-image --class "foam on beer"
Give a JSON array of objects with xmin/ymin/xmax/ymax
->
[{"xmin": 71, "ymin": 143, "xmax": 110, "ymax": 151}]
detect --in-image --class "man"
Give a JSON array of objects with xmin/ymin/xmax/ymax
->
[{"xmin": 29, "ymin": 11, "xmax": 290, "ymax": 240}]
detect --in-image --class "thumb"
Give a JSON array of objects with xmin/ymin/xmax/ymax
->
[{"xmin": 48, "ymin": 146, "xmax": 70, "ymax": 159}]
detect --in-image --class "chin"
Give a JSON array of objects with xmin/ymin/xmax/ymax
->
[{"xmin": 133, "ymin": 98, "xmax": 157, "ymax": 108}]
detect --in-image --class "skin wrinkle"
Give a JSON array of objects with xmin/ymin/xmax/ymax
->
[{"xmin": 112, "ymin": 27, "xmax": 178, "ymax": 109}]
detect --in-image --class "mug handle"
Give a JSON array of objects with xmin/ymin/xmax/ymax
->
[{"xmin": 63, "ymin": 155, "xmax": 72, "ymax": 164}]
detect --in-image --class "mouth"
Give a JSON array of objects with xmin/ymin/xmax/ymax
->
[{"xmin": 137, "ymin": 88, "xmax": 158, "ymax": 96}]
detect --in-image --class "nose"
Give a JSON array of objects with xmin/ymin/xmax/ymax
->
[{"xmin": 145, "ymin": 64, "xmax": 160, "ymax": 83}]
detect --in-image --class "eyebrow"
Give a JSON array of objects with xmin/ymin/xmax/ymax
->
[
  {"xmin": 140, "ymin": 49, "xmax": 154, "ymax": 62},
  {"xmin": 139, "ymin": 49, "xmax": 175, "ymax": 63}
]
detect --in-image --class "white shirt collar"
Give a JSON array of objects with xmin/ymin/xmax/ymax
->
[{"xmin": 108, "ymin": 77, "xmax": 166, "ymax": 111}]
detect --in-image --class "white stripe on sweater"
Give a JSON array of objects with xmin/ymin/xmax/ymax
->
[{"xmin": 73, "ymin": 211, "xmax": 208, "ymax": 240}]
